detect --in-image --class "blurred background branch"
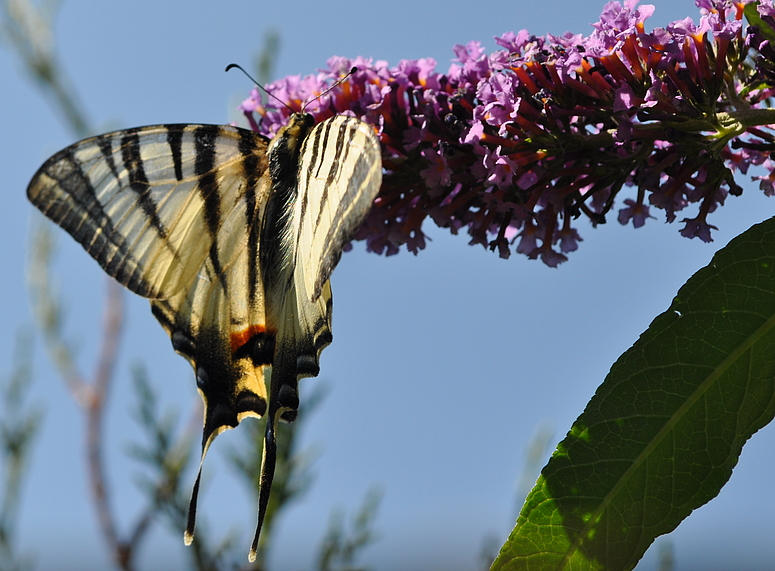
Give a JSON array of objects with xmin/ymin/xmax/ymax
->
[
  {"xmin": 317, "ymin": 488, "xmax": 382, "ymax": 571},
  {"xmin": 0, "ymin": 331, "xmax": 42, "ymax": 571},
  {"xmin": 1, "ymin": 0, "xmax": 88, "ymax": 137},
  {"xmin": 254, "ymin": 28, "xmax": 279, "ymax": 86}
]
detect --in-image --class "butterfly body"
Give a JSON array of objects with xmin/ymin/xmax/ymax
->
[{"xmin": 28, "ymin": 112, "xmax": 382, "ymax": 559}]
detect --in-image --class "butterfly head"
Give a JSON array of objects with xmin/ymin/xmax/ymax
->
[{"xmin": 267, "ymin": 112, "xmax": 315, "ymax": 163}]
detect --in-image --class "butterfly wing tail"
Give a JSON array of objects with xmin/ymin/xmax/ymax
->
[
  {"xmin": 184, "ymin": 465, "xmax": 203, "ymax": 546},
  {"xmin": 249, "ymin": 311, "xmax": 300, "ymax": 562},
  {"xmin": 184, "ymin": 419, "xmax": 229, "ymax": 547},
  {"xmin": 249, "ymin": 395, "xmax": 278, "ymax": 563}
]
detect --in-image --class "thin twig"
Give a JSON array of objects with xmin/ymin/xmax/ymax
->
[
  {"xmin": 0, "ymin": 329, "xmax": 42, "ymax": 571},
  {"xmin": 27, "ymin": 220, "xmax": 94, "ymax": 407},
  {"xmin": 86, "ymin": 278, "xmax": 127, "ymax": 568},
  {"xmin": 125, "ymin": 378, "xmax": 200, "ymax": 554}
]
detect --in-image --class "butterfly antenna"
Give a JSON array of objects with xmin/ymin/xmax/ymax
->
[
  {"xmin": 225, "ymin": 62, "xmax": 295, "ymax": 113},
  {"xmin": 301, "ymin": 66, "xmax": 358, "ymax": 112},
  {"xmin": 226, "ymin": 62, "xmax": 358, "ymax": 115}
]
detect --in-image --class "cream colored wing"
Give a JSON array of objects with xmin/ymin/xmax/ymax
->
[
  {"xmin": 260, "ymin": 114, "xmax": 382, "ymax": 419},
  {"xmin": 295, "ymin": 115, "xmax": 383, "ymax": 302},
  {"xmin": 247, "ymin": 113, "xmax": 382, "ymax": 560},
  {"xmin": 288, "ymin": 114, "xmax": 382, "ymax": 392},
  {"xmin": 27, "ymin": 123, "xmax": 276, "ymax": 445}
]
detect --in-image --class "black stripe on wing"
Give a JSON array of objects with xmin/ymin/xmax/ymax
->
[
  {"xmin": 120, "ymin": 128, "xmax": 170, "ymax": 241},
  {"xmin": 293, "ymin": 117, "xmax": 349, "ymax": 262},
  {"xmin": 316, "ymin": 117, "xmax": 360, "ymax": 232},
  {"xmin": 194, "ymin": 125, "xmax": 229, "ymax": 294},
  {"xmin": 260, "ymin": 113, "xmax": 315, "ymax": 296},
  {"xmin": 28, "ymin": 124, "xmax": 273, "ymax": 301},
  {"xmin": 96, "ymin": 133, "xmax": 121, "ymax": 182},
  {"xmin": 313, "ymin": 314, "xmax": 333, "ymax": 351},
  {"xmin": 240, "ymin": 129, "xmax": 264, "ymax": 305},
  {"xmin": 318, "ymin": 147, "xmax": 380, "ymax": 243},
  {"xmin": 28, "ymin": 141, "xmax": 164, "ymax": 298},
  {"xmin": 294, "ymin": 115, "xmax": 382, "ymax": 300},
  {"xmin": 165, "ymin": 124, "xmax": 186, "ymax": 181}
]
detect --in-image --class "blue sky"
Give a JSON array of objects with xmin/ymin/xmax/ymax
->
[{"xmin": 2, "ymin": 0, "xmax": 775, "ymax": 570}]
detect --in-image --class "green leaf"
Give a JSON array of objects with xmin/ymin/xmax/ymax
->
[
  {"xmin": 493, "ymin": 216, "xmax": 775, "ymax": 571},
  {"xmin": 745, "ymin": 2, "xmax": 775, "ymax": 44}
]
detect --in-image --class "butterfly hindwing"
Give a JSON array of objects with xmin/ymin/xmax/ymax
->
[{"xmin": 246, "ymin": 113, "xmax": 383, "ymax": 556}]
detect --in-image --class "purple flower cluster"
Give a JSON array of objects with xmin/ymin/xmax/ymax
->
[{"xmin": 240, "ymin": 0, "xmax": 775, "ymax": 265}]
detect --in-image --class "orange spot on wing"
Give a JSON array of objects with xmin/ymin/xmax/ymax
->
[{"xmin": 230, "ymin": 324, "xmax": 267, "ymax": 353}]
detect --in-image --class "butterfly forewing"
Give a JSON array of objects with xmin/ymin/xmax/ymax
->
[
  {"xmin": 28, "ymin": 125, "xmax": 270, "ymax": 300},
  {"xmin": 295, "ymin": 115, "xmax": 383, "ymax": 301},
  {"xmin": 28, "ymin": 123, "xmax": 275, "ymax": 430}
]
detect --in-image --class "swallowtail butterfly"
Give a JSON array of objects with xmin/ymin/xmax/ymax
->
[{"xmin": 27, "ymin": 98, "xmax": 382, "ymax": 560}]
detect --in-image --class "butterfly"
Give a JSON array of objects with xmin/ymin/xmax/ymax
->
[{"xmin": 27, "ymin": 105, "xmax": 382, "ymax": 560}]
